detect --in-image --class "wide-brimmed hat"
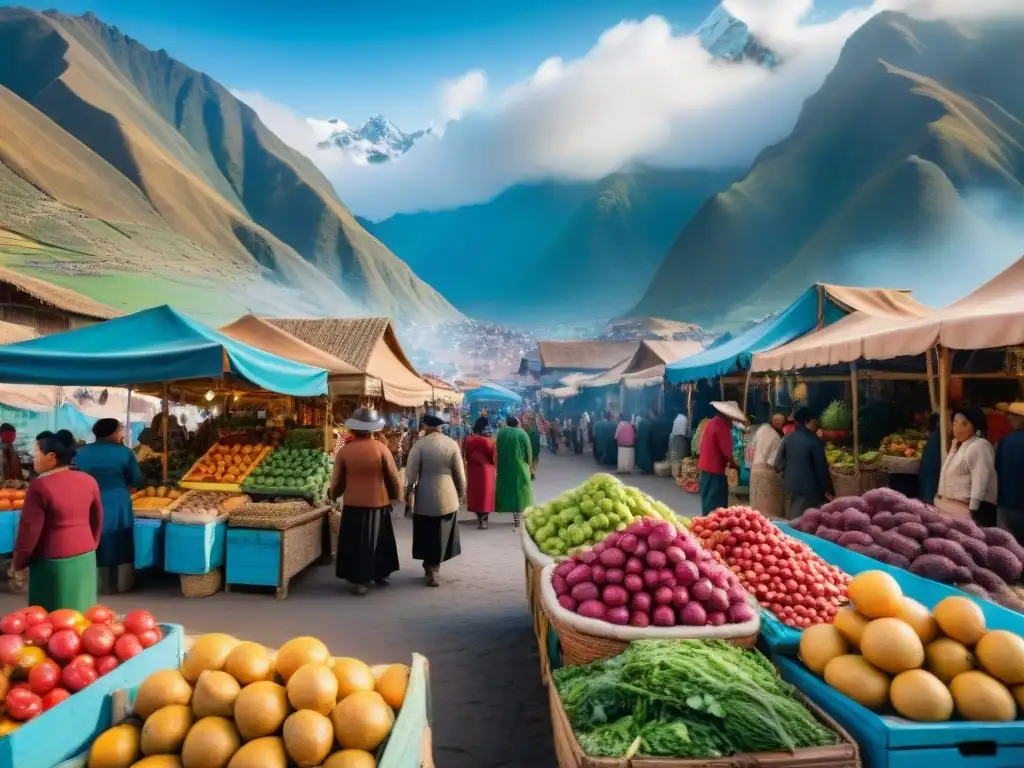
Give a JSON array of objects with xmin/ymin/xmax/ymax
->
[
  {"xmin": 711, "ymin": 401, "xmax": 747, "ymax": 423},
  {"xmin": 997, "ymin": 402, "xmax": 1024, "ymax": 418},
  {"xmin": 344, "ymin": 407, "xmax": 386, "ymax": 432},
  {"xmin": 422, "ymin": 413, "xmax": 447, "ymax": 428}
]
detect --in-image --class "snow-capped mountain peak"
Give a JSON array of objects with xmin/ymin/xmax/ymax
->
[
  {"xmin": 317, "ymin": 114, "xmax": 431, "ymax": 164},
  {"xmin": 695, "ymin": 5, "xmax": 780, "ymax": 68}
]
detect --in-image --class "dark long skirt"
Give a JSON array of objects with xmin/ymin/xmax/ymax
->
[
  {"xmin": 336, "ymin": 505, "xmax": 400, "ymax": 585},
  {"xmin": 699, "ymin": 471, "xmax": 729, "ymax": 515},
  {"xmin": 412, "ymin": 512, "xmax": 462, "ymax": 566},
  {"xmin": 972, "ymin": 501, "xmax": 998, "ymax": 529}
]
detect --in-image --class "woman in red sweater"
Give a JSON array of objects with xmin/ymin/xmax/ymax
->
[{"xmin": 13, "ymin": 432, "xmax": 103, "ymax": 612}]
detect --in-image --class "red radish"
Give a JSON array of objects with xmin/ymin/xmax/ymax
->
[
  {"xmin": 653, "ymin": 586, "xmax": 674, "ymax": 606},
  {"xmin": 624, "ymin": 557, "xmax": 643, "ymax": 575},
  {"xmin": 630, "ymin": 611, "xmax": 651, "ymax": 627},
  {"xmin": 707, "ymin": 612, "xmax": 726, "ymax": 626},
  {"xmin": 645, "ymin": 550, "xmax": 667, "ymax": 570},
  {"xmin": 605, "ymin": 607, "xmax": 629, "ymax": 625},
  {"xmin": 579, "ymin": 549, "xmax": 599, "ymax": 566},
  {"xmin": 648, "ymin": 524, "xmax": 675, "ymax": 551},
  {"xmin": 552, "ymin": 575, "xmax": 569, "ymax": 596},
  {"xmin": 674, "ymin": 560, "xmax": 699, "ymax": 586},
  {"xmin": 633, "ymin": 540, "xmax": 649, "ymax": 558},
  {"xmin": 665, "ymin": 546, "xmax": 685, "ymax": 565},
  {"xmin": 728, "ymin": 603, "xmax": 755, "ymax": 623},
  {"xmin": 602, "ymin": 585, "xmax": 629, "ymax": 607},
  {"xmin": 631, "ymin": 592, "xmax": 652, "ymax": 612},
  {"xmin": 680, "ymin": 602, "xmax": 707, "ymax": 626},
  {"xmin": 599, "ymin": 548, "xmax": 627, "ymax": 568},
  {"xmin": 658, "ymin": 568, "xmax": 677, "ymax": 588},
  {"xmin": 558, "ymin": 595, "xmax": 578, "ymax": 612},
  {"xmin": 726, "ymin": 585, "xmax": 748, "ymax": 604},
  {"xmin": 591, "ymin": 564, "xmax": 607, "ymax": 585},
  {"xmin": 577, "ymin": 600, "xmax": 606, "ymax": 620},
  {"xmin": 591, "ymin": 542, "xmax": 606, "ymax": 556},
  {"xmin": 123, "ymin": 610, "xmax": 156, "ymax": 636},
  {"xmin": 605, "ymin": 568, "xmax": 625, "ymax": 585},
  {"xmin": 707, "ymin": 588, "xmax": 730, "ymax": 613},
  {"xmin": 619, "ymin": 533, "xmax": 639, "ymax": 553},
  {"xmin": 623, "ymin": 573, "xmax": 644, "ymax": 593},
  {"xmin": 571, "ymin": 582, "xmax": 600, "ymax": 602},
  {"xmin": 565, "ymin": 564, "xmax": 592, "ymax": 587},
  {"xmin": 691, "ymin": 578, "xmax": 713, "ymax": 603},
  {"xmin": 554, "ymin": 561, "xmax": 578, "ymax": 579},
  {"xmin": 642, "ymin": 570, "xmax": 661, "ymax": 591},
  {"xmin": 604, "ymin": 532, "xmax": 623, "ymax": 548},
  {"xmin": 652, "ymin": 606, "xmax": 675, "ymax": 627},
  {"xmin": 671, "ymin": 586, "xmax": 691, "ymax": 608},
  {"xmin": 680, "ymin": 538, "xmax": 701, "ymax": 561}
]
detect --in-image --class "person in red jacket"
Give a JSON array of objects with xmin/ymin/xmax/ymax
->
[
  {"xmin": 698, "ymin": 401, "xmax": 745, "ymax": 514},
  {"xmin": 13, "ymin": 431, "xmax": 103, "ymax": 613}
]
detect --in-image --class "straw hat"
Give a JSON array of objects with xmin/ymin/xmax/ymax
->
[
  {"xmin": 996, "ymin": 402, "xmax": 1024, "ymax": 418},
  {"xmin": 344, "ymin": 407, "xmax": 386, "ymax": 432},
  {"xmin": 711, "ymin": 401, "xmax": 747, "ymax": 423}
]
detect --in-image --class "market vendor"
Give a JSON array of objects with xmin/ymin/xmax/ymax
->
[
  {"xmin": 749, "ymin": 413, "xmax": 786, "ymax": 519},
  {"xmin": 137, "ymin": 413, "xmax": 186, "ymax": 452},
  {"xmin": 698, "ymin": 401, "xmax": 745, "ymax": 514},
  {"xmin": 996, "ymin": 402, "xmax": 1024, "ymax": 540},
  {"xmin": 936, "ymin": 407, "xmax": 997, "ymax": 526},
  {"xmin": 0, "ymin": 423, "xmax": 22, "ymax": 481},
  {"xmin": 774, "ymin": 407, "xmax": 834, "ymax": 520},
  {"xmin": 74, "ymin": 418, "xmax": 143, "ymax": 594},
  {"xmin": 13, "ymin": 432, "xmax": 102, "ymax": 612}
]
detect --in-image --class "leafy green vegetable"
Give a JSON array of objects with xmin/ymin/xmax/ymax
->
[{"xmin": 554, "ymin": 639, "xmax": 838, "ymax": 759}]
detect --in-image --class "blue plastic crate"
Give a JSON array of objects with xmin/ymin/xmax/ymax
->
[
  {"xmin": 776, "ymin": 655, "xmax": 1024, "ymax": 768},
  {"xmin": 226, "ymin": 528, "xmax": 282, "ymax": 587},
  {"xmin": 0, "ymin": 511, "xmax": 19, "ymax": 555},
  {"xmin": 133, "ymin": 518, "xmax": 165, "ymax": 571},
  {"xmin": 0, "ymin": 624, "xmax": 185, "ymax": 768},
  {"xmin": 164, "ymin": 519, "xmax": 226, "ymax": 574}
]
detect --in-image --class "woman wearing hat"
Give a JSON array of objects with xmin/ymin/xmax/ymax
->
[
  {"xmin": 698, "ymin": 402, "xmax": 745, "ymax": 514},
  {"xmin": 495, "ymin": 415, "xmax": 533, "ymax": 528},
  {"xmin": 74, "ymin": 418, "xmax": 142, "ymax": 593},
  {"xmin": 464, "ymin": 416, "xmax": 497, "ymax": 529},
  {"xmin": 936, "ymin": 407, "xmax": 997, "ymax": 526},
  {"xmin": 329, "ymin": 408, "xmax": 402, "ymax": 595},
  {"xmin": 405, "ymin": 413, "xmax": 466, "ymax": 585}
]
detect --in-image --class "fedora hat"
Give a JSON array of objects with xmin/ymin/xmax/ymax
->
[
  {"xmin": 344, "ymin": 407, "xmax": 386, "ymax": 432},
  {"xmin": 996, "ymin": 402, "xmax": 1024, "ymax": 418},
  {"xmin": 711, "ymin": 400, "xmax": 747, "ymax": 423}
]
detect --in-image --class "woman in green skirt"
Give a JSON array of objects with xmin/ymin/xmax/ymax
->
[{"xmin": 12, "ymin": 432, "xmax": 103, "ymax": 612}]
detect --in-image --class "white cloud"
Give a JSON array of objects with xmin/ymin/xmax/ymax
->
[
  {"xmin": 439, "ymin": 69, "xmax": 488, "ymax": 122},
  {"xmin": 240, "ymin": 0, "xmax": 1024, "ymax": 221}
]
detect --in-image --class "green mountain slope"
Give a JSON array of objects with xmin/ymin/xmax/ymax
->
[
  {"xmin": 0, "ymin": 8, "xmax": 459, "ymax": 322},
  {"xmin": 631, "ymin": 11, "xmax": 1024, "ymax": 327}
]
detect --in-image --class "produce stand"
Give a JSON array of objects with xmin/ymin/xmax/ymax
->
[
  {"xmin": 522, "ymin": 525, "xmax": 555, "ymax": 684},
  {"xmin": 548, "ymin": 656, "xmax": 860, "ymax": 768},
  {"xmin": 179, "ymin": 440, "xmax": 272, "ymax": 492},
  {"xmin": 132, "ymin": 517, "xmax": 165, "ymax": 570},
  {"xmin": 225, "ymin": 501, "xmax": 330, "ymax": 598},
  {"xmin": 0, "ymin": 623, "xmax": 185, "ymax": 768},
  {"xmin": 0, "ymin": 511, "xmax": 19, "ymax": 555}
]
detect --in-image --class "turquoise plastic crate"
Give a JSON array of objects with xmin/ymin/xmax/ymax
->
[
  {"xmin": 0, "ymin": 623, "xmax": 184, "ymax": 768},
  {"xmin": 776, "ymin": 655, "xmax": 1024, "ymax": 768},
  {"xmin": 133, "ymin": 518, "xmax": 165, "ymax": 570},
  {"xmin": 226, "ymin": 528, "xmax": 282, "ymax": 587},
  {"xmin": 164, "ymin": 519, "xmax": 226, "ymax": 574},
  {"xmin": 0, "ymin": 511, "xmax": 19, "ymax": 555}
]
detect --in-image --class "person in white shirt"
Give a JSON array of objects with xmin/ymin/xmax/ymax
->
[
  {"xmin": 669, "ymin": 410, "xmax": 690, "ymax": 466},
  {"xmin": 749, "ymin": 413, "xmax": 787, "ymax": 519},
  {"xmin": 579, "ymin": 411, "xmax": 591, "ymax": 444}
]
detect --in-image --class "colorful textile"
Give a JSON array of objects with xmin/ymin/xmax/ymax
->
[
  {"xmin": 495, "ymin": 426, "xmax": 532, "ymax": 513},
  {"xmin": 464, "ymin": 435, "xmax": 496, "ymax": 514}
]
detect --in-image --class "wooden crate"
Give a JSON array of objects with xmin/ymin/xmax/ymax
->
[
  {"xmin": 549, "ymin": 675, "xmax": 860, "ymax": 768},
  {"xmin": 225, "ymin": 510, "xmax": 326, "ymax": 599}
]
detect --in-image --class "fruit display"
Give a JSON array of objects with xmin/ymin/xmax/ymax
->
[
  {"xmin": 132, "ymin": 486, "xmax": 185, "ymax": 513},
  {"xmin": 549, "ymin": 518, "xmax": 757, "ymax": 629},
  {"xmin": 0, "ymin": 488, "xmax": 25, "ymax": 511},
  {"xmin": 242, "ymin": 447, "xmax": 333, "ymax": 496},
  {"xmin": 824, "ymin": 445, "xmax": 879, "ymax": 469},
  {"xmin": 87, "ymin": 633, "xmax": 412, "ymax": 768},
  {"xmin": 525, "ymin": 473, "xmax": 687, "ymax": 558},
  {"xmin": 556, "ymin": 639, "xmax": 841, "ymax": 758},
  {"xmin": 170, "ymin": 491, "xmax": 249, "ymax": 524},
  {"xmin": 819, "ymin": 401, "xmax": 853, "ymax": 440},
  {"xmin": 880, "ymin": 430, "xmax": 927, "ymax": 460},
  {"xmin": 790, "ymin": 488, "xmax": 1024, "ymax": 611},
  {"xmin": 799, "ymin": 570, "xmax": 1024, "ymax": 722},
  {"xmin": 0, "ymin": 606, "xmax": 161, "ymax": 730},
  {"xmin": 690, "ymin": 507, "xmax": 851, "ymax": 629},
  {"xmin": 183, "ymin": 441, "xmax": 272, "ymax": 486}
]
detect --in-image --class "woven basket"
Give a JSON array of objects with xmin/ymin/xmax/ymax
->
[
  {"xmin": 653, "ymin": 461, "xmax": 672, "ymax": 477},
  {"xmin": 229, "ymin": 504, "xmax": 322, "ymax": 531},
  {"xmin": 180, "ymin": 567, "xmax": 223, "ymax": 598},
  {"xmin": 749, "ymin": 465, "xmax": 787, "ymax": 519},
  {"xmin": 880, "ymin": 454, "xmax": 921, "ymax": 475}
]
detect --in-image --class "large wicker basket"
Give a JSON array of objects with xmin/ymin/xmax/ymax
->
[
  {"xmin": 880, "ymin": 454, "xmax": 921, "ymax": 475},
  {"xmin": 549, "ymin": 673, "xmax": 860, "ymax": 768},
  {"xmin": 180, "ymin": 567, "xmax": 223, "ymax": 598},
  {"xmin": 522, "ymin": 525, "xmax": 555, "ymax": 681},
  {"xmin": 540, "ymin": 564, "xmax": 759, "ymax": 667}
]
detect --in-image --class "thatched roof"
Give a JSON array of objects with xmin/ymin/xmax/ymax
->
[
  {"xmin": 0, "ymin": 267, "xmax": 121, "ymax": 320},
  {"xmin": 266, "ymin": 317, "xmax": 398, "ymax": 371},
  {"xmin": 537, "ymin": 340, "xmax": 640, "ymax": 372},
  {"xmin": 0, "ymin": 319, "xmax": 37, "ymax": 344}
]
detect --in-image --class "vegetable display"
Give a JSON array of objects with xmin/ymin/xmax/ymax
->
[
  {"xmin": 0, "ymin": 606, "xmax": 161, "ymax": 730},
  {"xmin": 550, "ymin": 518, "xmax": 755, "ymax": 628},
  {"xmin": 184, "ymin": 441, "xmax": 271, "ymax": 486},
  {"xmin": 825, "ymin": 446, "xmax": 880, "ymax": 469},
  {"xmin": 243, "ymin": 447, "xmax": 333, "ymax": 496},
  {"xmin": 790, "ymin": 488, "xmax": 1024, "ymax": 611},
  {"xmin": 555, "ymin": 639, "xmax": 840, "ymax": 758},
  {"xmin": 880, "ymin": 431, "xmax": 927, "ymax": 460},
  {"xmin": 525, "ymin": 473, "xmax": 686, "ymax": 558},
  {"xmin": 819, "ymin": 401, "xmax": 853, "ymax": 439},
  {"xmin": 86, "ymin": 633, "xmax": 411, "ymax": 768},
  {"xmin": 690, "ymin": 506, "xmax": 850, "ymax": 628},
  {"xmin": 799, "ymin": 569, "xmax": 1024, "ymax": 722}
]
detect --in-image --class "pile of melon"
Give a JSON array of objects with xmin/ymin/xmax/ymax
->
[
  {"xmin": 86, "ymin": 633, "xmax": 409, "ymax": 768},
  {"xmin": 799, "ymin": 570, "xmax": 1024, "ymax": 722}
]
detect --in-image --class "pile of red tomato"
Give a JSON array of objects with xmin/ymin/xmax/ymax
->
[
  {"xmin": 690, "ymin": 506, "xmax": 850, "ymax": 628},
  {"xmin": 0, "ymin": 605, "xmax": 160, "ymax": 727}
]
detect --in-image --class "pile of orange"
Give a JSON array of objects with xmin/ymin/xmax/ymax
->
[
  {"xmin": 0, "ymin": 489, "xmax": 25, "ymax": 511},
  {"xmin": 185, "ymin": 443, "xmax": 268, "ymax": 484}
]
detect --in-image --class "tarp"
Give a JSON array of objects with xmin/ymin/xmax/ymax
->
[
  {"xmin": 0, "ymin": 305, "xmax": 327, "ymax": 396},
  {"xmin": 463, "ymin": 381, "xmax": 522, "ymax": 405},
  {"xmin": 537, "ymin": 340, "xmax": 641, "ymax": 372},
  {"xmin": 751, "ymin": 293, "xmax": 933, "ymax": 372},
  {"xmin": 665, "ymin": 284, "xmax": 921, "ymax": 383},
  {"xmin": 792, "ymin": 254, "xmax": 1024, "ymax": 364},
  {"xmin": 219, "ymin": 315, "xmax": 370, "ymax": 397},
  {"xmin": 421, "ymin": 375, "xmax": 464, "ymax": 407},
  {"xmin": 579, "ymin": 356, "xmax": 634, "ymax": 389}
]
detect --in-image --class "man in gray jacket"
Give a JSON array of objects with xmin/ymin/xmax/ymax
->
[
  {"xmin": 405, "ymin": 413, "xmax": 467, "ymax": 586},
  {"xmin": 774, "ymin": 408, "xmax": 835, "ymax": 520}
]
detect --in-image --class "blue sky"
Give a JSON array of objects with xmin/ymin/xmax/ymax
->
[{"xmin": 25, "ymin": 0, "xmax": 852, "ymax": 129}]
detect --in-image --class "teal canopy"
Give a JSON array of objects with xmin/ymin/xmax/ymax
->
[
  {"xmin": 0, "ymin": 305, "xmax": 327, "ymax": 396},
  {"xmin": 464, "ymin": 382, "xmax": 522, "ymax": 405},
  {"xmin": 666, "ymin": 287, "xmax": 848, "ymax": 384}
]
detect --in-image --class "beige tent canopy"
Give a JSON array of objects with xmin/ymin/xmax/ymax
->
[
  {"xmin": 220, "ymin": 315, "xmax": 371, "ymax": 397},
  {"xmin": 264, "ymin": 317, "xmax": 434, "ymax": 408},
  {"xmin": 421, "ymin": 375, "xmax": 464, "ymax": 407},
  {"xmin": 579, "ymin": 356, "xmax": 635, "ymax": 389},
  {"xmin": 0, "ymin": 320, "xmax": 37, "ymax": 345},
  {"xmin": 751, "ymin": 291, "xmax": 933, "ymax": 372},
  {"xmin": 537, "ymin": 340, "xmax": 640, "ymax": 372},
  {"xmin": 582, "ymin": 339, "xmax": 705, "ymax": 390}
]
